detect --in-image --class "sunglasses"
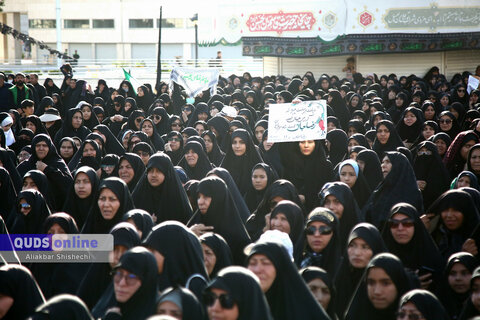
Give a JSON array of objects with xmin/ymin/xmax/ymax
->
[
  {"xmin": 137, "ymin": 151, "xmax": 150, "ymax": 157},
  {"xmin": 172, "ymin": 123, "xmax": 181, "ymax": 127},
  {"xmin": 101, "ymin": 164, "xmax": 115, "ymax": 169},
  {"xmin": 388, "ymin": 218, "xmax": 415, "ymax": 229},
  {"xmin": 168, "ymin": 138, "xmax": 181, "ymax": 142},
  {"xmin": 135, "ymin": 118, "xmax": 144, "ymax": 123},
  {"xmin": 203, "ymin": 291, "xmax": 235, "ymax": 309},
  {"xmin": 19, "ymin": 203, "xmax": 31, "ymax": 210},
  {"xmin": 458, "ymin": 89, "xmax": 466, "ymax": 92},
  {"xmin": 439, "ymin": 119, "xmax": 452, "ymax": 124},
  {"xmin": 112, "ymin": 270, "xmax": 140, "ymax": 286},
  {"xmin": 395, "ymin": 311, "xmax": 424, "ymax": 320},
  {"xmin": 153, "ymin": 115, "xmax": 161, "ymax": 120},
  {"xmin": 417, "ymin": 150, "xmax": 432, "ymax": 156},
  {"xmin": 305, "ymin": 225, "xmax": 333, "ymax": 235}
]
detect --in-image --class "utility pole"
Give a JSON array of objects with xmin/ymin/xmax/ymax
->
[
  {"xmin": 55, "ymin": 0, "xmax": 61, "ymax": 67},
  {"xmin": 156, "ymin": 6, "xmax": 162, "ymax": 87}
]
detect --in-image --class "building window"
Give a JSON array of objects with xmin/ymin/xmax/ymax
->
[
  {"xmin": 93, "ymin": 19, "xmax": 114, "ymax": 28},
  {"xmin": 129, "ymin": 19, "xmax": 153, "ymax": 28},
  {"xmin": 157, "ymin": 18, "xmax": 184, "ymax": 28},
  {"xmin": 64, "ymin": 19, "xmax": 90, "ymax": 29},
  {"xmin": 29, "ymin": 19, "xmax": 56, "ymax": 28}
]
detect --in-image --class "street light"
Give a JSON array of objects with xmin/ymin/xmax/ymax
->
[{"xmin": 190, "ymin": 13, "xmax": 198, "ymax": 67}]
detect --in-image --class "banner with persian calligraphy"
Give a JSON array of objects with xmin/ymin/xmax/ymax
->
[
  {"xmin": 202, "ymin": 0, "xmax": 346, "ymax": 43},
  {"xmin": 267, "ymin": 100, "xmax": 327, "ymax": 143},
  {"xmin": 198, "ymin": 0, "xmax": 480, "ymax": 45},
  {"xmin": 345, "ymin": 0, "xmax": 480, "ymax": 34},
  {"xmin": 169, "ymin": 67, "xmax": 220, "ymax": 98}
]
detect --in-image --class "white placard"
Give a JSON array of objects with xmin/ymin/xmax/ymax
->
[
  {"xmin": 468, "ymin": 75, "xmax": 480, "ymax": 94},
  {"xmin": 267, "ymin": 100, "xmax": 327, "ymax": 143},
  {"xmin": 169, "ymin": 67, "xmax": 220, "ymax": 98}
]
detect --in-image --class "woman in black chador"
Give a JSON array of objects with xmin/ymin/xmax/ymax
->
[
  {"xmin": 187, "ymin": 176, "xmax": 251, "ymax": 264},
  {"xmin": 132, "ymin": 153, "xmax": 192, "ymax": 224}
]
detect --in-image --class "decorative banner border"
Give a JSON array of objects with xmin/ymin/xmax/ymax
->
[{"xmin": 242, "ymin": 32, "xmax": 480, "ymax": 57}]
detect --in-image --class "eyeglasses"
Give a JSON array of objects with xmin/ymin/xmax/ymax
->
[
  {"xmin": 439, "ymin": 119, "xmax": 452, "ymax": 124},
  {"xmin": 305, "ymin": 225, "xmax": 333, "ymax": 235},
  {"xmin": 19, "ymin": 203, "xmax": 31, "ymax": 210},
  {"xmin": 396, "ymin": 311, "xmax": 424, "ymax": 320},
  {"xmin": 203, "ymin": 291, "xmax": 235, "ymax": 309},
  {"xmin": 172, "ymin": 123, "xmax": 181, "ymax": 127},
  {"xmin": 112, "ymin": 270, "xmax": 140, "ymax": 285},
  {"xmin": 417, "ymin": 150, "xmax": 432, "ymax": 156},
  {"xmin": 388, "ymin": 218, "xmax": 415, "ymax": 229},
  {"xmin": 168, "ymin": 138, "xmax": 181, "ymax": 142}
]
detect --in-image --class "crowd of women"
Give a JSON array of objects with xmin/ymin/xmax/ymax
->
[{"xmin": 0, "ymin": 64, "xmax": 480, "ymax": 319}]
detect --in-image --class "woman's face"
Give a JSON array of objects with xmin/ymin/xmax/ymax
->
[
  {"xmin": 471, "ymin": 278, "xmax": 480, "ymax": 312},
  {"xmin": 377, "ymin": 125, "xmax": 390, "ymax": 145},
  {"xmin": 307, "ymin": 278, "xmax": 331, "ymax": 311},
  {"xmin": 232, "ymin": 137, "xmax": 247, "ymax": 156},
  {"xmin": 35, "ymin": 140, "xmax": 50, "ymax": 160},
  {"xmin": 255, "ymin": 126, "xmax": 266, "ymax": 144},
  {"xmin": 147, "ymin": 167, "xmax": 165, "ymax": 187},
  {"xmin": 460, "ymin": 139, "xmax": 477, "ymax": 161},
  {"xmin": 440, "ymin": 95, "xmax": 449, "ymax": 107},
  {"xmin": 157, "ymin": 301, "xmax": 182, "ymax": 319},
  {"xmin": 74, "ymin": 172, "xmax": 92, "ymax": 199},
  {"xmin": 22, "ymin": 177, "xmax": 38, "ymax": 191},
  {"xmin": 137, "ymin": 87, "xmax": 144, "ymax": 97},
  {"xmin": 202, "ymin": 243, "xmax": 217, "ymax": 276},
  {"xmin": 388, "ymin": 90, "xmax": 396, "ymax": 100},
  {"xmin": 72, "ymin": 112, "xmax": 83, "ymax": 129},
  {"xmin": 457, "ymin": 175, "xmax": 471, "ymax": 188},
  {"xmin": 339, "ymin": 164, "xmax": 357, "ymax": 189},
  {"xmin": 439, "ymin": 116, "xmax": 453, "ymax": 131},
  {"xmin": 247, "ymin": 253, "xmax": 276, "ymax": 292},
  {"xmin": 299, "ymin": 140, "xmax": 315, "ymax": 156},
  {"xmin": 206, "ymin": 287, "xmax": 239, "ymax": 320},
  {"xmin": 435, "ymin": 139, "xmax": 447, "ymax": 156},
  {"xmin": 424, "ymin": 106, "xmax": 435, "ymax": 120},
  {"xmin": 327, "ymin": 122, "xmax": 336, "ymax": 132},
  {"xmin": 347, "ymin": 126, "xmax": 357, "ymax": 137},
  {"xmin": 198, "ymin": 192, "xmax": 212, "ymax": 214},
  {"xmin": 141, "ymin": 121, "xmax": 154, "ymax": 137},
  {"xmin": 198, "ymin": 112, "xmax": 208, "ymax": 121},
  {"xmin": 152, "ymin": 114, "xmax": 161, "ymax": 125},
  {"xmin": 348, "ymin": 237, "xmax": 373, "ymax": 268},
  {"xmin": 422, "ymin": 125, "xmax": 435, "ymax": 140},
  {"xmin": 252, "ymin": 168, "xmax": 268, "ymax": 191},
  {"xmin": 403, "ymin": 111, "xmax": 417, "ymax": 126},
  {"xmin": 134, "ymin": 116, "xmax": 143, "ymax": 130},
  {"xmin": 441, "ymin": 208, "xmax": 464, "ymax": 231},
  {"xmin": 270, "ymin": 213, "xmax": 291, "ymax": 234},
  {"xmin": 25, "ymin": 121, "xmax": 36, "ymax": 133},
  {"xmin": 204, "ymin": 135, "xmax": 213, "ymax": 153},
  {"xmin": 168, "ymin": 135, "xmax": 181, "ymax": 151},
  {"xmin": 19, "ymin": 198, "xmax": 31, "ymax": 216},
  {"xmin": 98, "ymin": 188, "xmax": 121, "ymax": 220},
  {"xmin": 113, "ymin": 268, "xmax": 142, "ymax": 303},
  {"xmin": 367, "ymin": 267, "xmax": 397, "ymax": 310},
  {"xmin": 348, "ymin": 139, "xmax": 360, "ymax": 153},
  {"xmin": 457, "ymin": 86, "xmax": 466, "ymax": 98},
  {"xmin": 185, "ymin": 149, "xmax": 199, "ymax": 167},
  {"xmin": 470, "ymin": 148, "xmax": 480, "ymax": 173},
  {"xmin": 109, "ymin": 244, "xmax": 128, "ymax": 269},
  {"xmin": 323, "ymin": 195, "xmax": 345, "ymax": 219},
  {"xmin": 448, "ymin": 262, "xmax": 472, "ymax": 294},
  {"xmin": 118, "ymin": 159, "xmax": 135, "ymax": 184},
  {"xmin": 47, "ymin": 223, "xmax": 66, "ymax": 235},
  {"xmin": 81, "ymin": 106, "xmax": 91, "ymax": 120},
  {"xmin": 389, "ymin": 213, "xmax": 415, "ymax": 245},
  {"xmin": 397, "ymin": 301, "xmax": 424, "ymax": 320},
  {"xmin": 381, "ymin": 155, "xmax": 393, "ymax": 178},
  {"xmin": 395, "ymin": 97, "xmax": 404, "ymax": 107},
  {"xmin": 306, "ymin": 221, "xmax": 333, "ymax": 253},
  {"xmin": 351, "ymin": 96, "xmax": 359, "ymax": 107},
  {"xmin": 122, "ymin": 133, "xmax": 132, "ymax": 149},
  {"xmin": 195, "ymin": 124, "xmax": 205, "ymax": 135},
  {"xmin": 82, "ymin": 143, "xmax": 96, "ymax": 158},
  {"xmin": 276, "ymin": 95, "xmax": 285, "ymax": 104}
]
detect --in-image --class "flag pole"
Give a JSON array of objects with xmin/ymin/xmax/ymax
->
[{"xmin": 156, "ymin": 6, "xmax": 162, "ymax": 89}]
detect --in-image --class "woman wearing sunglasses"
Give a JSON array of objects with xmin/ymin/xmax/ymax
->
[
  {"xmin": 382, "ymin": 203, "xmax": 444, "ymax": 291},
  {"xmin": 245, "ymin": 241, "xmax": 330, "ymax": 320},
  {"xmin": 297, "ymin": 207, "xmax": 341, "ymax": 277},
  {"xmin": 204, "ymin": 266, "xmax": 272, "ymax": 320},
  {"xmin": 10, "ymin": 189, "xmax": 51, "ymax": 234},
  {"xmin": 101, "ymin": 246, "xmax": 158, "ymax": 320}
]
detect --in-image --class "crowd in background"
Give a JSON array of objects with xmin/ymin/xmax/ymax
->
[{"xmin": 0, "ymin": 63, "xmax": 480, "ymax": 319}]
